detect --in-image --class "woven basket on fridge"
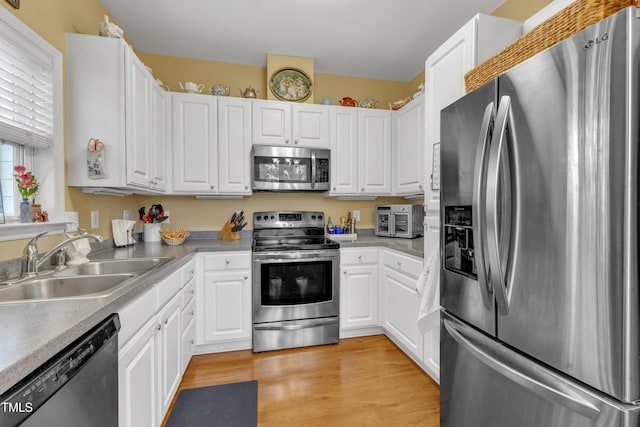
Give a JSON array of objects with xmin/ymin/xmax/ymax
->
[{"xmin": 464, "ymin": 0, "xmax": 639, "ymax": 92}]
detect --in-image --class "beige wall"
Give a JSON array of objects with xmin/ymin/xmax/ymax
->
[{"xmin": 0, "ymin": 0, "xmax": 556, "ymax": 262}]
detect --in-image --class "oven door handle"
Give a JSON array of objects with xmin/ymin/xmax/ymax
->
[
  {"xmin": 254, "ymin": 318, "xmax": 339, "ymax": 331},
  {"xmin": 253, "ymin": 250, "xmax": 339, "ymax": 261}
]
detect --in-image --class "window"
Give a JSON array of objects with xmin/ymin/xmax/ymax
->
[{"xmin": 0, "ymin": 6, "xmax": 63, "ymax": 239}]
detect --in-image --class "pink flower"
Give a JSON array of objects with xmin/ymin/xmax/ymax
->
[
  {"xmin": 13, "ymin": 165, "xmax": 26, "ymax": 175},
  {"xmin": 13, "ymin": 165, "xmax": 39, "ymax": 199}
]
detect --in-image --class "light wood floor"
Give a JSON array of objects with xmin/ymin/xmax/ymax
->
[{"xmin": 162, "ymin": 335, "xmax": 440, "ymax": 426}]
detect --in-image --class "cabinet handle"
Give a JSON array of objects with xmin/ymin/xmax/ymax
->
[
  {"xmin": 210, "ymin": 185, "xmax": 215, "ymax": 190},
  {"xmin": 157, "ymin": 324, "xmax": 162, "ymax": 331},
  {"xmin": 397, "ymin": 261, "xmax": 402, "ymax": 269},
  {"xmin": 190, "ymin": 310, "xmax": 195, "ymax": 316},
  {"xmin": 225, "ymin": 260, "xmax": 230, "ymax": 265},
  {"xmin": 419, "ymin": 184, "xmax": 423, "ymax": 189},
  {"xmin": 343, "ymin": 270, "xmax": 347, "ymax": 275},
  {"xmin": 190, "ymin": 289, "xmax": 195, "ymax": 295},
  {"xmin": 285, "ymin": 138, "xmax": 290, "ymax": 144},
  {"xmin": 245, "ymin": 185, "xmax": 248, "ymax": 190},
  {"xmin": 358, "ymin": 255, "xmax": 362, "ymax": 260},
  {"xmin": 333, "ymin": 187, "xmax": 336, "ymax": 191},
  {"xmin": 190, "ymin": 339, "xmax": 195, "ymax": 345},
  {"xmin": 164, "ymin": 318, "xmax": 169, "ymax": 325},
  {"xmin": 361, "ymin": 187, "xmax": 364, "ymax": 192},
  {"xmin": 244, "ymin": 275, "xmax": 248, "ymax": 280},
  {"xmin": 294, "ymin": 139, "xmax": 298, "ymax": 144}
]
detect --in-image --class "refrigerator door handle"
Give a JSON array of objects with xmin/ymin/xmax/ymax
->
[
  {"xmin": 443, "ymin": 317, "xmax": 601, "ymax": 420},
  {"xmin": 487, "ymin": 95, "xmax": 514, "ymax": 315},
  {"xmin": 472, "ymin": 102, "xmax": 495, "ymax": 309}
]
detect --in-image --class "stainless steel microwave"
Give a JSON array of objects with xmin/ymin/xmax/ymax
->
[
  {"xmin": 375, "ymin": 204, "xmax": 424, "ymax": 238},
  {"xmin": 251, "ymin": 145, "xmax": 330, "ymax": 192}
]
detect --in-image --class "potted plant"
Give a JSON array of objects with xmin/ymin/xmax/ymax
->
[{"xmin": 13, "ymin": 165, "xmax": 39, "ymax": 223}]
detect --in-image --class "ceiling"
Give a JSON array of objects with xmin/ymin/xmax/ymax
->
[{"xmin": 100, "ymin": 0, "xmax": 506, "ymax": 82}]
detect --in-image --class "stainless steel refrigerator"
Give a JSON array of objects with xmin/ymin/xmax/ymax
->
[{"xmin": 440, "ymin": 7, "xmax": 640, "ymax": 426}]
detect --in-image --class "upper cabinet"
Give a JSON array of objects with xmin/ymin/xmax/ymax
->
[
  {"xmin": 393, "ymin": 94, "xmax": 424, "ymax": 196},
  {"xmin": 171, "ymin": 94, "xmax": 252, "ymax": 196},
  {"xmin": 252, "ymin": 100, "xmax": 329, "ymax": 148},
  {"xmin": 66, "ymin": 33, "xmax": 166, "ymax": 193},
  {"xmin": 423, "ymin": 14, "xmax": 521, "ymax": 210},
  {"xmin": 329, "ymin": 107, "xmax": 391, "ymax": 197}
]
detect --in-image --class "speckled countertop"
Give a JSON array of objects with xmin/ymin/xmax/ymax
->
[{"xmin": 0, "ymin": 231, "xmax": 423, "ymax": 395}]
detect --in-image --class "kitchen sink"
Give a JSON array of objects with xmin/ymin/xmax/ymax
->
[
  {"xmin": 0, "ymin": 274, "xmax": 135, "ymax": 303},
  {"xmin": 53, "ymin": 257, "xmax": 172, "ymax": 277},
  {"xmin": 0, "ymin": 256, "xmax": 174, "ymax": 303}
]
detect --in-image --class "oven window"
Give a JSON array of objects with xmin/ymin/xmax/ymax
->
[
  {"xmin": 254, "ymin": 156, "xmax": 311, "ymax": 183},
  {"xmin": 260, "ymin": 260, "xmax": 332, "ymax": 305}
]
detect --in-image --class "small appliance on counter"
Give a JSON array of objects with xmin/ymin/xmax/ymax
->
[{"xmin": 375, "ymin": 204, "xmax": 423, "ymax": 238}]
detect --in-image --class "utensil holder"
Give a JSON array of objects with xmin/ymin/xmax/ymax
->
[
  {"xmin": 219, "ymin": 221, "xmax": 240, "ymax": 241},
  {"xmin": 143, "ymin": 223, "xmax": 161, "ymax": 242}
]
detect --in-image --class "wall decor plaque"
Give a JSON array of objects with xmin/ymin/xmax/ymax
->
[{"xmin": 269, "ymin": 68, "xmax": 313, "ymax": 102}]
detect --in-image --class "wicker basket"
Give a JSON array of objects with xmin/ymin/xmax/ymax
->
[
  {"xmin": 160, "ymin": 228, "xmax": 190, "ymax": 246},
  {"xmin": 465, "ymin": 0, "xmax": 638, "ymax": 92}
]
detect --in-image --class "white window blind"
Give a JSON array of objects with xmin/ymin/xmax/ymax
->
[{"xmin": 0, "ymin": 23, "xmax": 53, "ymax": 149}]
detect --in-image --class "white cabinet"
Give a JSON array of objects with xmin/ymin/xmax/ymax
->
[
  {"xmin": 171, "ymin": 93, "xmax": 218, "ymax": 193},
  {"xmin": 359, "ymin": 109, "xmax": 392, "ymax": 195},
  {"xmin": 117, "ymin": 260, "xmax": 195, "ymax": 427},
  {"xmin": 218, "ymin": 97, "xmax": 252, "ymax": 194},
  {"xmin": 66, "ymin": 33, "xmax": 165, "ymax": 193},
  {"xmin": 393, "ymin": 94, "xmax": 424, "ymax": 196},
  {"xmin": 171, "ymin": 94, "xmax": 252, "ymax": 195},
  {"xmin": 424, "ymin": 14, "xmax": 521, "ymax": 211},
  {"xmin": 422, "ymin": 216, "xmax": 440, "ymax": 383},
  {"xmin": 252, "ymin": 100, "xmax": 329, "ymax": 148},
  {"xmin": 157, "ymin": 293, "xmax": 182, "ymax": 416},
  {"xmin": 381, "ymin": 250, "xmax": 424, "ymax": 360},
  {"xmin": 196, "ymin": 252, "xmax": 252, "ymax": 352},
  {"xmin": 339, "ymin": 248, "xmax": 380, "ymax": 336},
  {"xmin": 329, "ymin": 107, "xmax": 391, "ymax": 197}
]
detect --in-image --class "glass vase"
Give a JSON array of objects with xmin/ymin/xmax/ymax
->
[{"xmin": 19, "ymin": 198, "xmax": 31, "ymax": 223}]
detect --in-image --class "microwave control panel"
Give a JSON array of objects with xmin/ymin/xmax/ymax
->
[
  {"xmin": 443, "ymin": 205, "xmax": 476, "ymax": 278},
  {"xmin": 316, "ymin": 158, "xmax": 329, "ymax": 183}
]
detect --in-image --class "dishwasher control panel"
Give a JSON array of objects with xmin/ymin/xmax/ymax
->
[{"xmin": 0, "ymin": 314, "xmax": 120, "ymax": 426}]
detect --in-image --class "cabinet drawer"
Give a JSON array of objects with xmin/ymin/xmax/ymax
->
[
  {"xmin": 340, "ymin": 248, "xmax": 378, "ymax": 265},
  {"xmin": 158, "ymin": 266, "xmax": 183, "ymax": 308},
  {"xmin": 384, "ymin": 250, "xmax": 423, "ymax": 279},
  {"xmin": 182, "ymin": 259, "xmax": 196, "ymax": 286},
  {"xmin": 182, "ymin": 298, "xmax": 196, "ymax": 332},
  {"xmin": 181, "ymin": 277, "xmax": 195, "ymax": 309},
  {"xmin": 117, "ymin": 286, "xmax": 159, "ymax": 348},
  {"xmin": 202, "ymin": 252, "xmax": 251, "ymax": 271}
]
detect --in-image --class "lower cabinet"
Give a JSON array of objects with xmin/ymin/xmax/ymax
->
[
  {"xmin": 117, "ymin": 258, "xmax": 195, "ymax": 427},
  {"xmin": 339, "ymin": 248, "xmax": 380, "ymax": 336},
  {"xmin": 381, "ymin": 250, "xmax": 424, "ymax": 361},
  {"xmin": 196, "ymin": 252, "xmax": 252, "ymax": 353}
]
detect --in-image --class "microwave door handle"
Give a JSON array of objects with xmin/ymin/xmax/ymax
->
[
  {"xmin": 472, "ymin": 102, "xmax": 495, "ymax": 310},
  {"xmin": 311, "ymin": 151, "xmax": 316, "ymax": 189}
]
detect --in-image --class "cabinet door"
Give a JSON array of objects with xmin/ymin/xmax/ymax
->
[
  {"xmin": 125, "ymin": 49, "xmax": 154, "ymax": 189},
  {"xmin": 292, "ymin": 104, "xmax": 329, "ymax": 148},
  {"xmin": 340, "ymin": 263, "xmax": 378, "ymax": 330},
  {"xmin": 119, "ymin": 317, "xmax": 160, "ymax": 427},
  {"xmin": 150, "ymin": 86, "xmax": 166, "ymax": 191},
  {"xmin": 382, "ymin": 266, "xmax": 423, "ymax": 359},
  {"xmin": 199, "ymin": 270, "xmax": 252, "ymax": 343},
  {"xmin": 329, "ymin": 106, "xmax": 359, "ymax": 195},
  {"xmin": 181, "ymin": 317, "xmax": 196, "ymax": 374},
  {"xmin": 218, "ymin": 97, "xmax": 252, "ymax": 194},
  {"xmin": 252, "ymin": 100, "xmax": 292, "ymax": 145},
  {"xmin": 393, "ymin": 95, "xmax": 424, "ymax": 195},
  {"xmin": 172, "ymin": 93, "xmax": 218, "ymax": 193},
  {"xmin": 359, "ymin": 109, "xmax": 391, "ymax": 194},
  {"xmin": 158, "ymin": 293, "xmax": 182, "ymax": 416}
]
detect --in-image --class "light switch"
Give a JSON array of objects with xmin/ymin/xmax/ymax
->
[{"xmin": 91, "ymin": 211, "xmax": 99, "ymax": 229}]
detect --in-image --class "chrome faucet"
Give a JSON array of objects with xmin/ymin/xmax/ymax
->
[{"xmin": 21, "ymin": 232, "xmax": 103, "ymax": 277}]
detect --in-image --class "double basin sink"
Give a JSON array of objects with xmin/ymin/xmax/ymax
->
[{"xmin": 0, "ymin": 257, "xmax": 173, "ymax": 303}]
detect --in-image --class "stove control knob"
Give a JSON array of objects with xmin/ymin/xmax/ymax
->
[
  {"xmin": 318, "ymin": 215, "xmax": 323, "ymax": 220},
  {"xmin": 311, "ymin": 215, "xmax": 316, "ymax": 220},
  {"xmin": 256, "ymin": 216, "xmax": 262, "ymax": 221},
  {"xmin": 270, "ymin": 216, "xmax": 275, "ymax": 220}
]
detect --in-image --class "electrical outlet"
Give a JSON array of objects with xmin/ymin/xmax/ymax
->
[
  {"xmin": 90, "ymin": 210, "xmax": 99, "ymax": 229},
  {"xmin": 123, "ymin": 209, "xmax": 129, "ymax": 220},
  {"xmin": 353, "ymin": 210, "xmax": 360, "ymax": 221},
  {"xmin": 164, "ymin": 210, "xmax": 170, "ymax": 224},
  {"xmin": 65, "ymin": 211, "xmax": 79, "ymax": 232}
]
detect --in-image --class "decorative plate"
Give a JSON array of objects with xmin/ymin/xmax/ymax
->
[{"xmin": 269, "ymin": 68, "xmax": 313, "ymax": 102}]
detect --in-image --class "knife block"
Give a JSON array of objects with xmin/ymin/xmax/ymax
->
[{"xmin": 219, "ymin": 221, "xmax": 240, "ymax": 241}]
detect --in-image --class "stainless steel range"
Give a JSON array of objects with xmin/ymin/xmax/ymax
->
[{"xmin": 252, "ymin": 211, "xmax": 340, "ymax": 352}]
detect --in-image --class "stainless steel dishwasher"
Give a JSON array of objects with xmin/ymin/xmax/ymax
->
[{"xmin": 0, "ymin": 314, "xmax": 120, "ymax": 427}]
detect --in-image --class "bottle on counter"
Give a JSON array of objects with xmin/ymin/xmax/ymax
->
[{"xmin": 327, "ymin": 217, "xmax": 335, "ymax": 234}]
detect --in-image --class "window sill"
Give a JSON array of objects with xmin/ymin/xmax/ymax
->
[{"xmin": 0, "ymin": 221, "xmax": 70, "ymax": 242}]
